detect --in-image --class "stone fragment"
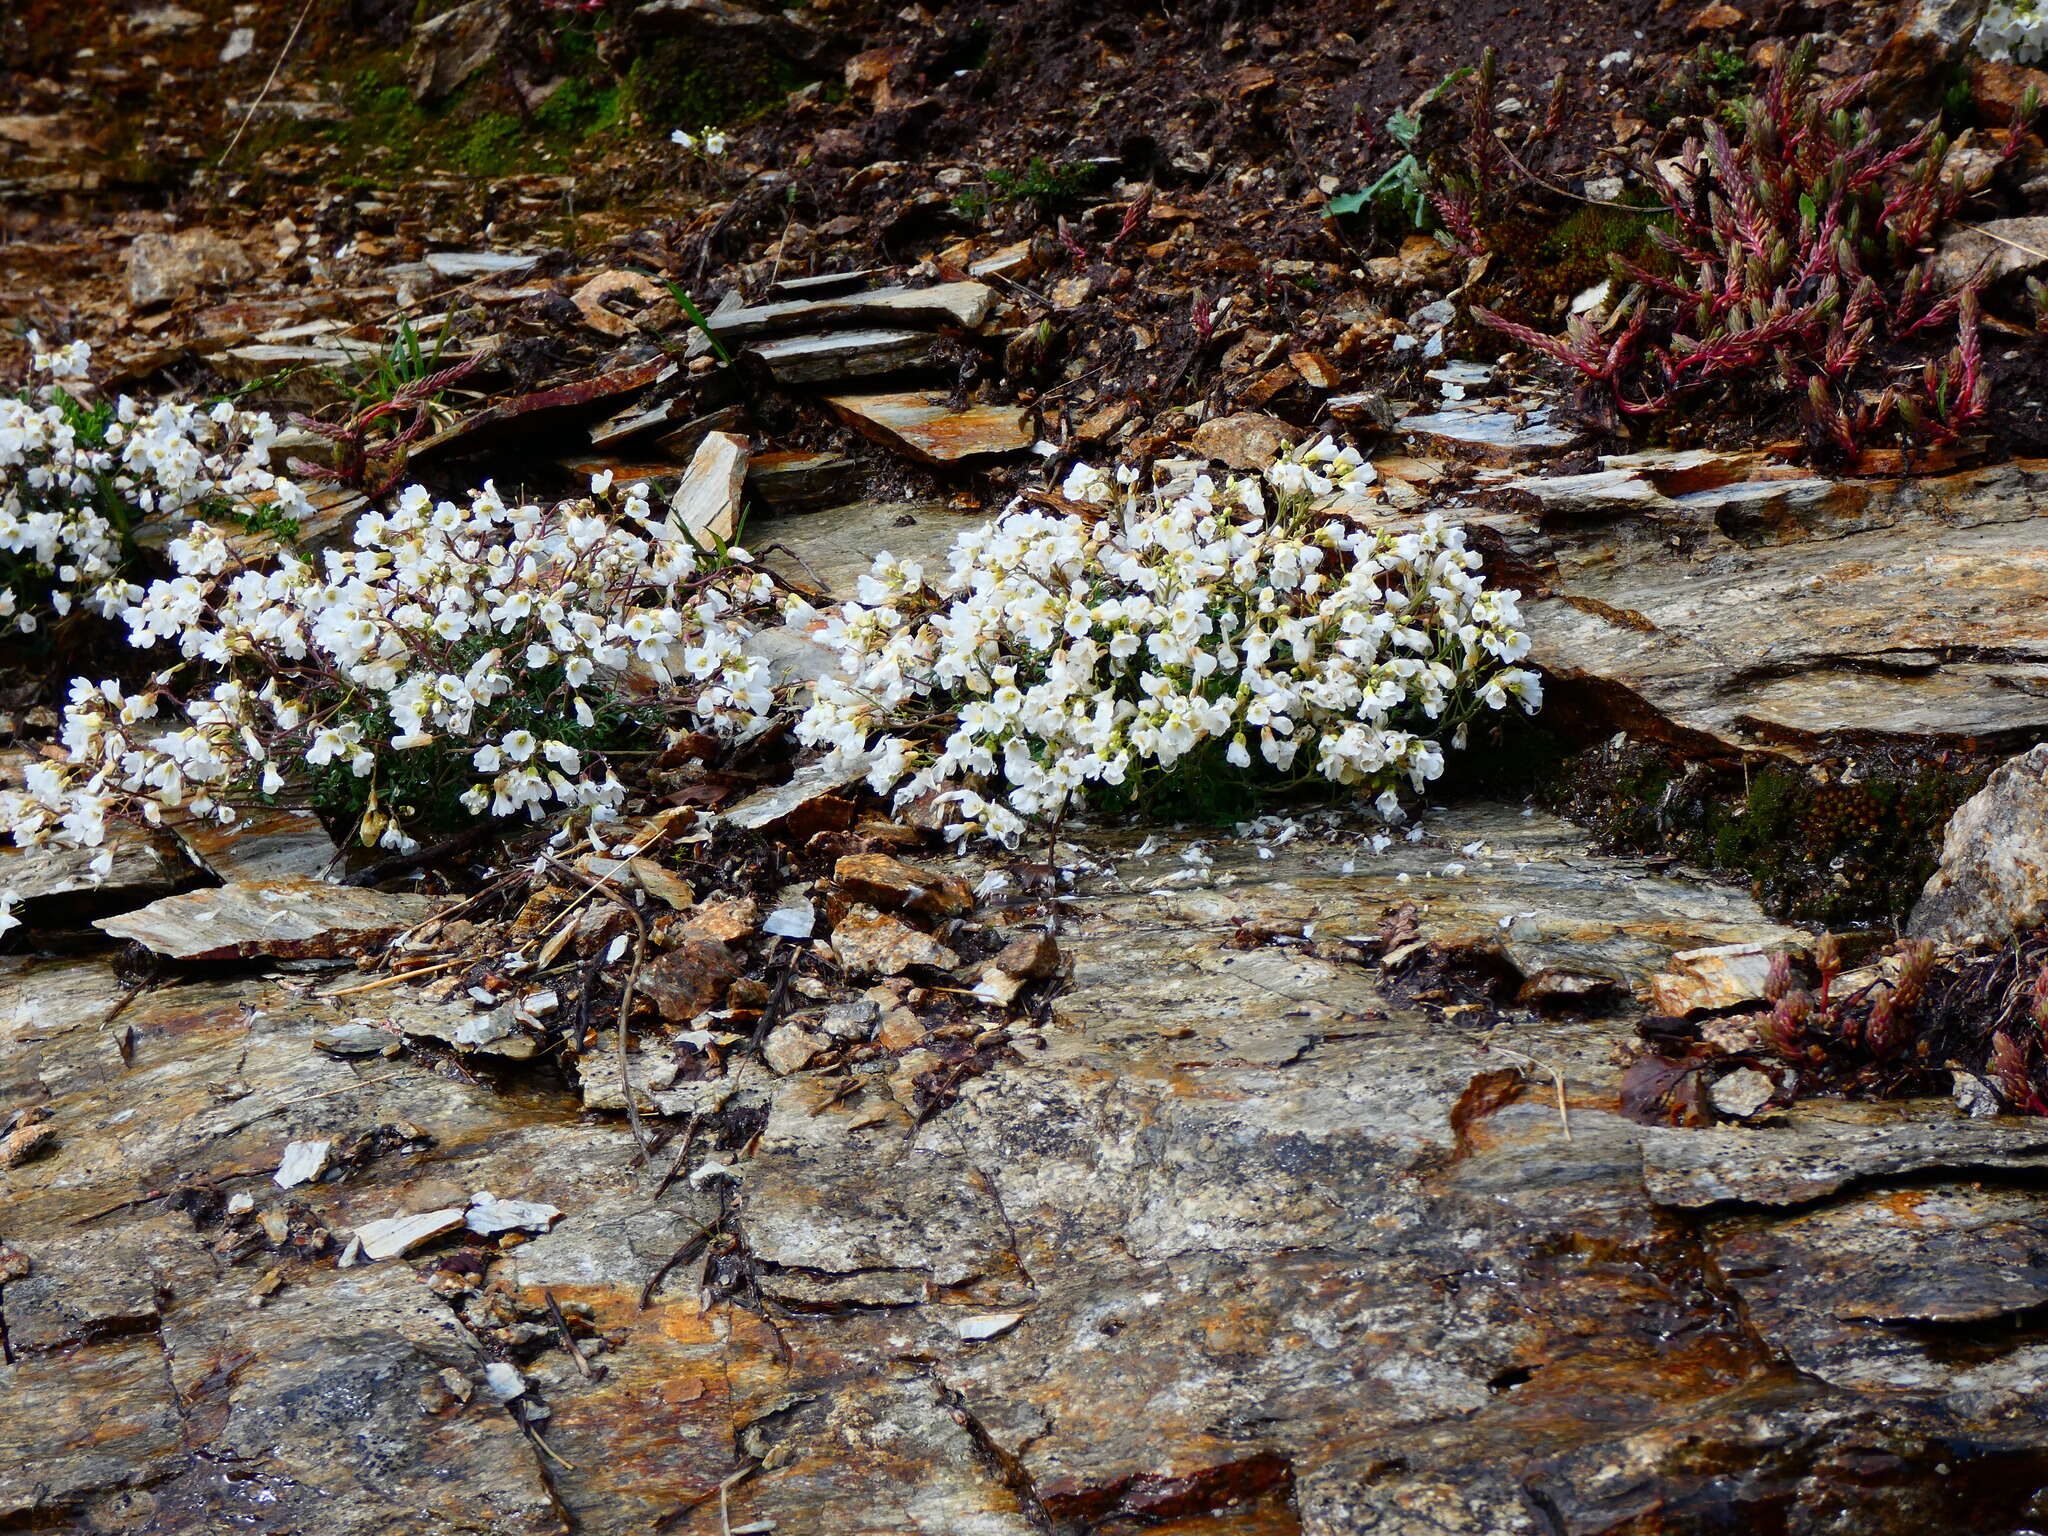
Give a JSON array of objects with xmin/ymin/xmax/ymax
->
[
  {"xmin": 1398, "ymin": 405, "xmax": 1581, "ymax": 462},
  {"xmin": 464, "ymin": 1192, "xmax": 562, "ymax": 1236},
  {"xmin": 1709, "ymin": 1067, "xmax": 1777, "ymax": 1121},
  {"xmin": 1188, "ymin": 412, "xmax": 1302, "ymax": 470},
  {"xmin": 833, "ymin": 852, "xmax": 974, "ymax": 917},
  {"xmin": 722, "ymin": 751, "xmax": 881, "ymax": 836},
  {"xmin": 569, "ymin": 268, "xmax": 667, "ymax": 337},
  {"xmin": 627, "ymin": 857, "xmax": 695, "ymax": 911},
  {"xmin": 991, "ymin": 929, "xmax": 1060, "ymax": 979},
  {"xmin": 353, "ymin": 1208, "xmax": 467, "ymax": 1261},
  {"xmin": 763, "ymin": 1023, "xmax": 830, "ymax": 1075},
  {"xmin": 1686, "ymin": 1, "xmax": 1745, "ymax": 31},
  {"xmin": 274, "ymin": 1139, "xmax": 332, "ymax": 1190},
  {"xmin": 127, "ymin": 228, "xmax": 254, "ymax": 309},
  {"xmin": 421, "ymin": 250, "xmax": 540, "ymax": 281},
  {"xmin": 956, "ymin": 1311, "xmax": 1025, "ymax": 1340},
  {"xmin": 831, "ymin": 907, "xmax": 959, "ymax": 976},
  {"xmin": 1516, "ymin": 966, "xmax": 1623, "ymax": 1015},
  {"xmin": 680, "ymin": 895, "xmax": 758, "ymax": 945},
  {"xmin": 406, "ymin": 0, "xmax": 514, "ymax": 103},
  {"xmin": 706, "ymin": 281, "xmax": 993, "ymax": 342},
  {"xmin": 168, "ymin": 806, "xmax": 339, "ymax": 883},
  {"xmin": 95, "ymin": 879, "xmax": 446, "ymax": 962},
  {"xmin": 0, "ymin": 822, "xmax": 193, "ymax": 927},
  {"xmin": 638, "ymin": 940, "xmax": 743, "ymax": 1022},
  {"xmin": 826, "ymin": 391, "xmax": 1032, "ymax": 466},
  {"xmin": 312, "ymin": 1022, "xmax": 393, "ymax": 1056},
  {"xmin": 1932, "ymin": 215, "xmax": 2048, "ymax": 289},
  {"xmin": 747, "ymin": 328, "xmax": 941, "ymax": 385},
  {"xmin": 819, "ymin": 1000, "xmax": 878, "ymax": 1039},
  {"xmin": 0, "ymin": 1109, "xmax": 56, "ymax": 1168},
  {"xmin": 1877, "ymin": 0, "xmax": 1995, "ymax": 84},
  {"xmin": 1496, "ymin": 467, "xmax": 1674, "ymax": 517},
  {"xmin": 1641, "ymin": 1100, "xmax": 2048, "ymax": 1208},
  {"xmin": 876, "ymin": 1008, "xmax": 927, "ymax": 1051},
  {"xmin": 1648, "ymin": 942, "xmax": 1780, "ymax": 1016},
  {"xmin": 1910, "ymin": 743, "xmax": 2048, "ymax": 947},
  {"xmin": 669, "ymin": 430, "xmax": 748, "ymax": 546}
]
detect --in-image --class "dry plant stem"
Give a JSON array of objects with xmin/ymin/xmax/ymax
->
[
  {"xmin": 1486, "ymin": 1042, "xmax": 1573, "ymax": 1141},
  {"xmin": 314, "ymin": 957, "xmax": 468, "ymax": 998},
  {"xmin": 218, "ymin": 0, "xmax": 314, "ymax": 164},
  {"xmin": 544, "ymin": 856, "xmax": 652, "ymax": 1159}
]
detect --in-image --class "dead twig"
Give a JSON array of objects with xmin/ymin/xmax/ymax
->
[
  {"xmin": 640, "ymin": 1220, "xmax": 717, "ymax": 1308},
  {"xmin": 218, "ymin": 0, "xmax": 314, "ymax": 166}
]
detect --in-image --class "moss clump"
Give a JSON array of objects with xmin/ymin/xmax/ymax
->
[
  {"xmin": 1546, "ymin": 737, "xmax": 1994, "ymax": 928},
  {"xmin": 620, "ymin": 36, "xmax": 808, "ymax": 129}
]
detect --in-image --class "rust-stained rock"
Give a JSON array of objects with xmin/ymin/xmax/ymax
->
[
  {"xmin": 568, "ymin": 268, "xmax": 667, "ymax": 337},
  {"xmin": 1187, "ymin": 411, "xmax": 1302, "ymax": 470},
  {"xmin": 830, "ymin": 906, "xmax": 959, "ymax": 976},
  {"xmin": 1647, "ymin": 940, "xmax": 1782, "ymax": 1016},
  {"xmin": 126, "ymin": 228, "xmax": 254, "ymax": 310},
  {"xmin": 762, "ymin": 1022, "xmax": 829, "ymax": 1075},
  {"xmin": 833, "ymin": 851, "xmax": 974, "ymax": 917},
  {"xmin": 1910, "ymin": 743, "xmax": 2048, "ymax": 946},
  {"xmin": 93, "ymin": 879, "xmax": 446, "ymax": 961},
  {"xmin": 411, "ymin": 357, "xmax": 668, "ymax": 467},
  {"xmin": 721, "ymin": 751, "xmax": 880, "ymax": 836},
  {"xmin": 826, "ymin": 389, "xmax": 1033, "ymax": 465},
  {"xmin": 638, "ymin": 938, "xmax": 742, "ymax": 1022}
]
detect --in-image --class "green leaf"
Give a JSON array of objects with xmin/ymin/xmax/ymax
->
[{"xmin": 1324, "ymin": 190, "xmax": 1371, "ymax": 217}]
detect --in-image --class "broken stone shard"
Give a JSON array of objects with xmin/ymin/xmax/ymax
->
[
  {"xmin": 95, "ymin": 880, "xmax": 447, "ymax": 962},
  {"xmin": 668, "ymin": 430, "xmax": 748, "ymax": 547},
  {"xmin": 745, "ymin": 328, "xmax": 942, "ymax": 385},
  {"xmin": 126, "ymin": 228, "xmax": 254, "ymax": 310},
  {"xmin": 830, "ymin": 907, "xmax": 959, "ymax": 976},
  {"xmin": 1648, "ymin": 942, "xmax": 1782, "ymax": 1016},
  {"xmin": 833, "ymin": 852, "xmax": 974, "ymax": 918},
  {"xmin": 1909, "ymin": 743, "xmax": 2048, "ymax": 947},
  {"xmin": 763, "ymin": 1022, "xmax": 830, "ymax": 1075},
  {"xmin": 274, "ymin": 1139, "xmax": 332, "ymax": 1190},
  {"xmin": 825, "ymin": 390, "xmax": 1033, "ymax": 466},
  {"xmin": 353, "ymin": 1208, "xmax": 468, "ymax": 1261},
  {"xmin": 465, "ymin": 1193, "xmax": 563, "ymax": 1236}
]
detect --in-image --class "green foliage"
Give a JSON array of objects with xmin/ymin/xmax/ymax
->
[
  {"xmin": 1321, "ymin": 67, "xmax": 1471, "ymax": 231},
  {"xmin": 1549, "ymin": 738, "xmax": 1992, "ymax": 926},
  {"xmin": 663, "ymin": 280, "xmax": 734, "ymax": 366},
  {"xmin": 953, "ymin": 157, "xmax": 1092, "ymax": 220},
  {"xmin": 621, "ymin": 36, "xmax": 808, "ymax": 130}
]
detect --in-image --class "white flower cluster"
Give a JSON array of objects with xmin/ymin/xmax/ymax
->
[
  {"xmin": 2, "ymin": 474, "xmax": 779, "ymax": 858},
  {"xmin": 1982, "ymin": 1, "xmax": 2048, "ymax": 64},
  {"xmin": 671, "ymin": 126, "xmax": 731, "ymax": 157},
  {"xmin": 793, "ymin": 440, "xmax": 1541, "ymax": 844},
  {"xmin": 0, "ymin": 336, "xmax": 303, "ymax": 633}
]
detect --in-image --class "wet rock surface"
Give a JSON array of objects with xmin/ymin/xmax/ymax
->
[{"xmin": 11, "ymin": 805, "xmax": 2048, "ymax": 1532}]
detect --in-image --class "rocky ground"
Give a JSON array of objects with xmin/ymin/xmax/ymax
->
[{"xmin": 14, "ymin": 0, "xmax": 2048, "ymax": 1532}]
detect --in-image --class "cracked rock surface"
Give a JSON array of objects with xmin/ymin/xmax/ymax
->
[{"xmin": 9, "ymin": 806, "xmax": 2048, "ymax": 1533}]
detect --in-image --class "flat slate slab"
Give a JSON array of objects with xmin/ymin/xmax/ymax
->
[{"xmin": 95, "ymin": 878, "xmax": 446, "ymax": 961}]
